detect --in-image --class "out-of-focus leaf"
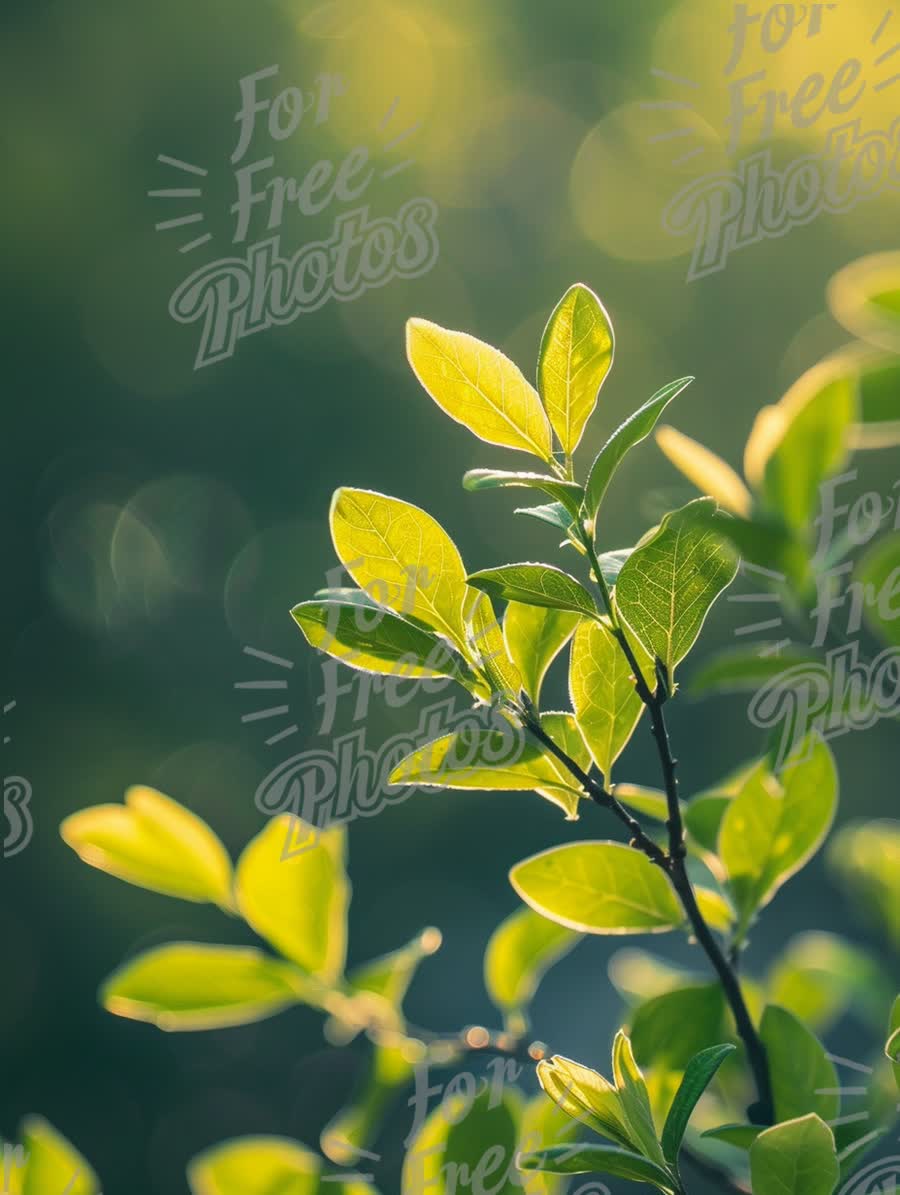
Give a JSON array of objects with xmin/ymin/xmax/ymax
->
[
  {"xmin": 503, "ymin": 602, "xmax": 578, "ymax": 703},
  {"xmin": 101, "ymin": 943, "xmax": 309, "ymax": 1030},
  {"xmin": 683, "ymin": 795, "xmax": 731, "ymax": 854},
  {"xmin": 468, "ymin": 563, "xmax": 599, "ymax": 619},
  {"xmin": 188, "ymin": 1135, "xmax": 360, "ymax": 1195},
  {"xmin": 537, "ymin": 283, "xmax": 614, "ymax": 456},
  {"xmin": 406, "ymin": 318, "xmax": 553, "ymax": 461},
  {"xmin": 855, "ymin": 532, "xmax": 900, "ymax": 646},
  {"xmin": 828, "ymin": 251, "xmax": 900, "ymax": 351},
  {"xmin": 760, "ymin": 1005, "xmax": 839, "ymax": 1123},
  {"xmin": 655, "ymin": 425, "xmax": 752, "ymax": 516},
  {"xmin": 694, "ymin": 887, "xmax": 735, "ymax": 932},
  {"xmin": 484, "ymin": 906, "xmax": 581, "ymax": 1021},
  {"xmin": 689, "ymin": 645, "xmax": 822, "ymax": 695},
  {"xmin": 510, "ymin": 841, "xmax": 683, "ymax": 935},
  {"xmin": 612, "ymin": 785, "xmax": 670, "ymax": 823},
  {"xmin": 582, "ymin": 377, "xmax": 694, "ymax": 527},
  {"xmin": 711, "ymin": 512, "xmax": 810, "ymax": 590},
  {"xmin": 828, "ymin": 820, "xmax": 900, "ymax": 950},
  {"xmin": 631, "ymin": 984, "xmax": 728, "ymax": 1072},
  {"xmin": 516, "ymin": 1094, "xmax": 578, "ymax": 1195},
  {"xmin": 614, "ymin": 498, "xmax": 738, "ymax": 680},
  {"xmin": 235, "ymin": 816, "xmax": 349, "ymax": 982},
  {"xmin": 888, "ymin": 995, "xmax": 900, "ymax": 1091},
  {"xmin": 322, "ymin": 1043, "xmax": 417, "ymax": 1167},
  {"xmin": 661, "ymin": 1044, "xmax": 736, "ymax": 1165},
  {"xmin": 748, "ymin": 1114, "xmax": 838, "ymax": 1195},
  {"xmin": 20, "ymin": 1117, "xmax": 100, "ymax": 1195},
  {"xmin": 768, "ymin": 932, "xmax": 891, "ymax": 1033},
  {"xmin": 60, "ymin": 785, "xmax": 233, "ymax": 910},
  {"xmin": 330, "ymin": 488, "xmax": 469, "ymax": 650},
  {"xmin": 609, "ymin": 949, "xmax": 698, "ymax": 1004}
]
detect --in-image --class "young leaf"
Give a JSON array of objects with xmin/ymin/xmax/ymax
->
[
  {"xmin": 582, "ymin": 377, "xmax": 694, "ymax": 527},
  {"xmin": 406, "ymin": 317, "xmax": 553, "ymax": 462},
  {"xmin": 503, "ymin": 602, "xmax": 579, "ymax": 703},
  {"xmin": 718, "ymin": 739, "xmax": 838, "ymax": 930},
  {"xmin": 467, "ymin": 563, "xmax": 599, "ymax": 619},
  {"xmin": 654, "ymin": 425, "xmax": 752, "ymax": 516},
  {"xmin": 612, "ymin": 1031, "xmax": 668, "ymax": 1168},
  {"xmin": 760, "ymin": 1005, "xmax": 839, "ymax": 1123},
  {"xmin": 292, "ymin": 598, "xmax": 476, "ymax": 686},
  {"xmin": 661, "ymin": 1043, "xmax": 736, "ymax": 1165},
  {"xmin": 19, "ymin": 1117, "xmax": 101, "ymax": 1195},
  {"xmin": 614, "ymin": 498, "xmax": 738, "ymax": 680},
  {"xmin": 517, "ymin": 1144, "xmax": 676, "ymax": 1191},
  {"xmin": 235, "ymin": 816, "xmax": 350, "ymax": 982},
  {"xmin": 510, "ymin": 841, "xmax": 683, "ymax": 935},
  {"xmin": 463, "ymin": 469, "xmax": 584, "ymax": 516},
  {"xmin": 535, "ymin": 1055, "xmax": 634, "ymax": 1149},
  {"xmin": 465, "ymin": 588, "xmax": 523, "ymax": 698},
  {"xmin": 187, "ymin": 1136, "xmax": 330, "ymax": 1195},
  {"xmin": 330, "ymin": 488, "xmax": 470, "ymax": 650},
  {"xmin": 388, "ymin": 717, "xmax": 585, "ymax": 820},
  {"xmin": 60, "ymin": 786, "xmax": 234, "ymax": 910},
  {"xmin": 748, "ymin": 1114, "xmax": 838, "ymax": 1195},
  {"xmin": 594, "ymin": 547, "xmax": 634, "ymax": 582},
  {"xmin": 569, "ymin": 616, "xmax": 650, "ymax": 784},
  {"xmin": 514, "ymin": 501, "xmax": 576, "ymax": 534},
  {"xmin": 101, "ymin": 943, "xmax": 308, "ymax": 1030},
  {"xmin": 484, "ymin": 906, "xmax": 581, "ymax": 1024},
  {"xmin": 537, "ymin": 283, "xmax": 614, "ymax": 456}
]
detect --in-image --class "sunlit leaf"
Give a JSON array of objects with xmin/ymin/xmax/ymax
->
[
  {"xmin": 20, "ymin": 1117, "xmax": 100, "ymax": 1195},
  {"xmin": 828, "ymin": 251, "xmax": 900, "ymax": 351},
  {"xmin": 517, "ymin": 1094, "xmax": 578, "ymax": 1195},
  {"xmin": 569, "ymin": 616, "xmax": 650, "ymax": 783},
  {"xmin": 60, "ymin": 785, "xmax": 233, "ymax": 910},
  {"xmin": 612, "ymin": 1030, "xmax": 667, "ymax": 1167},
  {"xmin": 503, "ymin": 602, "xmax": 579, "ymax": 703},
  {"xmin": 517, "ymin": 1143, "xmax": 675, "ymax": 1190},
  {"xmin": 510, "ymin": 841, "xmax": 683, "ymax": 935},
  {"xmin": 536, "ymin": 1054, "xmax": 634, "ymax": 1149},
  {"xmin": 464, "ymin": 588, "xmax": 523, "ymax": 698},
  {"xmin": 291, "ymin": 598, "xmax": 476, "ymax": 687},
  {"xmin": 694, "ymin": 887, "xmax": 735, "ymax": 932},
  {"xmin": 661, "ymin": 1044, "xmax": 736, "ymax": 1166},
  {"xmin": 462, "ymin": 470, "xmax": 583, "ymax": 516},
  {"xmin": 760, "ymin": 1005, "xmax": 839, "ymax": 1123},
  {"xmin": 467, "ymin": 563, "xmax": 599, "ymax": 619},
  {"xmin": 330, "ymin": 488, "xmax": 470, "ymax": 651},
  {"xmin": 582, "ymin": 377, "xmax": 694, "ymax": 527},
  {"xmin": 609, "ymin": 949, "xmax": 697, "ymax": 1004},
  {"xmin": 611, "ymin": 785, "xmax": 670, "ymax": 823},
  {"xmin": 537, "ymin": 283, "xmax": 614, "ymax": 455},
  {"xmin": 484, "ymin": 906, "xmax": 581, "ymax": 1023},
  {"xmin": 614, "ymin": 498, "xmax": 738, "ymax": 680},
  {"xmin": 236, "ymin": 816, "xmax": 349, "ymax": 982},
  {"xmin": 655, "ymin": 425, "xmax": 752, "ymax": 516},
  {"xmin": 749, "ymin": 1114, "xmax": 838, "ymax": 1195},
  {"xmin": 187, "ymin": 1135, "xmax": 346, "ymax": 1195},
  {"xmin": 101, "ymin": 943, "xmax": 308, "ymax": 1031},
  {"xmin": 406, "ymin": 318, "xmax": 553, "ymax": 462}
]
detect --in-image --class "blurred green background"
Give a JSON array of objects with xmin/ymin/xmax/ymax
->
[{"xmin": 3, "ymin": 0, "xmax": 899, "ymax": 1189}]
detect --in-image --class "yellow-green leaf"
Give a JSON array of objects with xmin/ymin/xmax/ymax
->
[
  {"xmin": 504, "ymin": 602, "xmax": 579, "ymax": 703},
  {"xmin": 654, "ymin": 425, "xmax": 752, "ymax": 517},
  {"xmin": 406, "ymin": 317, "xmax": 553, "ymax": 462},
  {"xmin": 20, "ymin": 1118, "xmax": 100, "ymax": 1195},
  {"xmin": 612, "ymin": 1030, "xmax": 667, "ymax": 1168},
  {"xmin": 828, "ymin": 819, "xmax": 900, "ymax": 950},
  {"xmin": 749, "ymin": 1114, "xmax": 838, "ymax": 1195},
  {"xmin": 614, "ymin": 498, "xmax": 738, "ymax": 681},
  {"xmin": 235, "ymin": 815, "xmax": 350, "ymax": 982},
  {"xmin": 484, "ymin": 906, "xmax": 581, "ymax": 1017},
  {"xmin": 101, "ymin": 943, "xmax": 309, "ymax": 1030},
  {"xmin": 538, "ymin": 283, "xmax": 614, "ymax": 455},
  {"xmin": 330, "ymin": 488, "xmax": 469, "ymax": 651},
  {"xmin": 468, "ymin": 563, "xmax": 599, "ymax": 619},
  {"xmin": 60, "ymin": 785, "xmax": 233, "ymax": 910},
  {"xmin": 569, "ymin": 616, "xmax": 650, "ymax": 784},
  {"xmin": 536, "ymin": 1055, "xmax": 634, "ymax": 1150},
  {"xmin": 510, "ymin": 841, "xmax": 683, "ymax": 935},
  {"xmin": 517, "ymin": 1093, "xmax": 578, "ymax": 1195},
  {"xmin": 465, "ymin": 588, "xmax": 523, "ymax": 698},
  {"xmin": 828, "ymin": 251, "xmax": 900, "ymax": 351},
  {"xmin": 188, "ymin": 1136, "xmax": 334, "ymax": 1195},
  {"xmin": 760, "ymin": 1005, "xmax": 839, "ymax": 1123}
]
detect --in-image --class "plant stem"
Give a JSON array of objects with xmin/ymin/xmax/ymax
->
[{"xmin": 579, "ymin": 533, "xmax": 775, "ymax": 1125}]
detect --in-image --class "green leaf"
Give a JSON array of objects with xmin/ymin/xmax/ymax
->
[
  {"xmin": 718, "ymin": 740, "xmax": 838, "ymax": 931},
  {"xmin": 517, "ymin": 1094, "xmax": 578, "ymax": 1195},
  {"xmin": 760, "ymin": 1005, "xmax": 839, "ymax": 1123},
  {"xmin": 20, "ymin": 1117, "xmax": 100, "ymax": 1195},
  {"xmin": 582, "ymin": 377, "xmax": 694, "ymax": 526},
  {"xmin": 535, "ymin": 1054, "xmax": 635, "ymax": 1150},
  {"xmin": 60, "ymin": 785, "xmax": 233, "ymax": 910},
  {"xmin": 855, "ymin": 532, "xmax": 900, "ymax": 646},
  {"xmin": 329, "ymin": 488, "xmax": 470, "ymax": 651},
  {"xmin": 402, "ymin": 1085, "xmax": 522, "ymax": 1195},
  {"xmin": 510, "ymin": 841, "xmax": 683, "ymax": 935},
  {"xmin": 828, "ymin": 820, "xmax": 900, "ymax": 950},
  {"xmin": 612, "ymin": 1030, "xmax": 668, "ymax": 1168},
  {"xmin": 694, "ymin": 886, "xmax": 735, "ymax": 932},
  {"xmin": 631, "ymin": 984, "xmax": 728, "ymax": 1072},
  {"xmin": 537, "ymin": 283, "xmax": 614, "ymax": 456},
  {"xmin": 595, "ymin": 548, "xmax": 634, "ymax": 582},
  {"xmin": 514, "ymin": 501, "xmax": 576, "ymax": 534},
  {"xmin": 467, "ymin": 563, "xmax": 599, "ymax": 620},
  {"xmin": 828, "ymin": 250, "xmax": 900, "ymax": 351},
  {"xmin": 464, "ymin": 588, "xmax": 523, "ymax": 698},
  {"xmin": 689, "ymin": 645, "xmax": 823, "ymax": 695},
  {"xmin": 614, "ymin": 498, "xmax": 738, "ymax": 681},
  {"xmin": 768, "ymin": 932, "xmax": 891, "ymax": 1034},
  {"xmin": 654, "ymin": 425, "xmax": 752, "ymax": 517},
  {"xmin": 291, "ymin": 599, "xmax": 477, "ymax": 688},
  {"xmin": 711, "ymin": 511, "xmax": 811, "ymax": 591},
  {"xmin": 484, "ymin": 906, "xmax": 581, "ymax": 1021},
  {"xmin": 462, "ymin": 470, "xmax": 584, "ymax": 516},
  {"xmin": 749, "ymin": 1114, "xmax": 838, "ymax": 1195},
  {"xmin": 235, "ymin": 816, "xmax": 350, "ymax": 982},
  {"xmin": 517, "ymin": 1144, "xmax": 675, "ymax": 1191},
  {"xmin": 503, "ymin": 602, "xmax": 578, "ymax": 703},
  {"xmin": 388, "ymin": 715, "xmax": 587, "ymax": 820},
  {"xmin": 701, "ymin": 1123, "xmax": 764, "ymax": 1149},
  {"xmin": 101, "ymin": 943, "xmax": 308, "ymax": 1031},
  {"xmin": 609, "ymin": 949, "xmax": 697, "ymax": 1004},
  {"xmin": 406, "ymin": 317, "xmax": 553, "ymax": 462},
  {"xmin": 612, "ymin": 785, "xmax": 670, "ymax": 823},
  {"xmin": 661, "ymin": 1043, "xmax": 736, "ymax": 1165},
  {"xmin": 188, "ymin": 1135, "xmax": 358, "ymax": 1195},
  {"xmin": 888, "ymin": 995, "xmax": 900, "ymax": 1090},
  {"xmin": 683, "ymin": 795, "xmax": 731, "ymax": 853},
  {"xmin": 854, "ymin": 348, "xmax": 900, "ymax": 444},
  {"xmin": 569, "ymin": 616, "xmax": 650, "ymax": 784}
]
